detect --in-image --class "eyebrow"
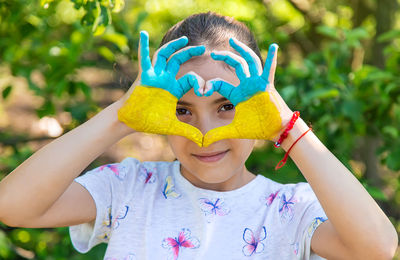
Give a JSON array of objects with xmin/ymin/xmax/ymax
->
[{"xmin": 177, "ymin": 97, "xmax": 229, "ymax": 106}]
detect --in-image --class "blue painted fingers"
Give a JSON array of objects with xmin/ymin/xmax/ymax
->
[
  {"xmin": 139, "ymin": 30, "xmax": 206, "ymax": 100},
  {"xmin": 207, "ymin": 38, "xmax": 278, "ymax": 106}
]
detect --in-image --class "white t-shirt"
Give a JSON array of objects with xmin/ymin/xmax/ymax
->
[{"xmin": 69, "ymin": 157, "xmax": 328, "ymax": 260}]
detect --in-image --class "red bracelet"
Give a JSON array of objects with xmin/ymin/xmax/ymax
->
[
  {"xmin": 274, "ymin": 111, "xmax": 300, "ymax": 148},
  {"xmin": 275, "ymin": 127, "xmax": 313, "ymax": 170}
]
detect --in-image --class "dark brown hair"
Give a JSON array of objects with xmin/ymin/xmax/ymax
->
[{"xmin": 160, "ymin": 11, "xmax": 264, "ymax": 67}]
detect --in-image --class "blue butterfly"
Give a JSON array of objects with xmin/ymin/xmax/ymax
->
[{"xmin": 242, "ymin": 226, "xmax": 267, "ymax": 256}]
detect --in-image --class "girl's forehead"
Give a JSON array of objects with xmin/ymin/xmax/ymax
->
[{"xmin": 177, "ymin": 56, "xmax": 239, "ymax": 84}]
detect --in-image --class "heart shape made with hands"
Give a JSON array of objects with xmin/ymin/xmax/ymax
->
[{"xmin": 117, "ymin": 31, "xmax": 283, "ymax": 147}]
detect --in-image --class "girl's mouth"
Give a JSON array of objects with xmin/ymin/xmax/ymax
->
[{"xmin": 192, "ymin": 150, "xmax": 229, "ymax": 163}]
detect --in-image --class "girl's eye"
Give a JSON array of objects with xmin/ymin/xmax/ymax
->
[
  {"xmin": 176, "ymin": 108, "xmax": 190, "ymax": 116},
  {"xmin": 220, "ymin": 103, "xmax": 235, "ymax": 112}
]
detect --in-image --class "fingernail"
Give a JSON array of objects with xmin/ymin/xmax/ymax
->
[{"xmin": 270, "ymin": 43, "xmax": 279, "ymax": 51}]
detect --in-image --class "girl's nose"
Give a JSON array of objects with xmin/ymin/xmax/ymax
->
[{"xmin": 195, "ymin": 114, "xmax": 231, "ymax": 136}]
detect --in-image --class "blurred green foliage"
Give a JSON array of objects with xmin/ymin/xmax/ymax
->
[{"xmin": 0, "ymin": 0, "xmax": 399, "ymax": 258}]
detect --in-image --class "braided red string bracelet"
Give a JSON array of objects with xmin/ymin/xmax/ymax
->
[
  {"xmin": 275, "ymin": 127, "xmax": 313, "ymax": 170},
  {"xmin": 274, "ymin": 111, "xmax": 300, "ymax": 148}
]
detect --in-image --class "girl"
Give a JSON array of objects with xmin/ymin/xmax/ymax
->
[{"xmin": 0, "ymin": 12, "xmax": 397, "ymax": 260}]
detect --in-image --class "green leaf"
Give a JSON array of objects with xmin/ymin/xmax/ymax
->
[
  {"xmin": 77, "ymin": 82, "xmax": 92, "ymax": 99},
  {"xmin": 382, "ymin": 126, "xmax": 398, "ymax": 138},
  {"xmin": 111, "ymin": 0, "xmax": 125, "ymax": 12},
  {"xmin": 55, "ymin": 81, "xmax": 67, "ymax": 98},
  {"xmin": 377, "ymin": 29, "xmax": 400, "ymax": 42},
  {"xmin": 101, "ymin": 32, "xmax": 129, "ymax": 52},
  {"xmin": 386, "ymin": 147, "xmax": 400, "ymax": 171},
  {"xmin": 2, "ymin": 86, "xmax": 13, "ymax": 100},
  {"xmin": 316, "ymin": 25, "xmax": 340, "ymax": 39},
  {"xmin": 98, "ymin": 46, "xmax": 115, "ymax": 61},
  {"xmin": 303, "ymin": 88, "xmax": 340, "ymax": 104},
  {"xmin": 92, "ymin": 3, "xmax": 111, "ymax": 36},
  {"xmin": 341, "ymin": 100, "xmax": 363, "ymax": 122},
  {"xmin": 362, "ymin": 183, "xmax": 388, "ymax": 201},
  {"xmin": 36, "ymin": 99, "xmax": 56, "ymax": 118}
]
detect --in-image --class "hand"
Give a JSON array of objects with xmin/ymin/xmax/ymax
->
[
  {"xmin": 117, "ymin": 31, "xmax": 206, "ymax": 147},
  {"xmin": 202, "ymin": 38, "xmax": 293, "ymax": 147}
]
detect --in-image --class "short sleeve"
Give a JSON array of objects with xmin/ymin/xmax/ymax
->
[
  {"xmin": 68, "ymin": 157, "xmax": 140, "ymax": 253},
  {"xmin": 283, "ymin": 182, "xmax": 328, "ymax": 260}
]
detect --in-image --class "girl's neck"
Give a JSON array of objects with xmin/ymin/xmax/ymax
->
[{"xmin": 179, "ymin": 164, "xmax": 256, "ymax": 192}]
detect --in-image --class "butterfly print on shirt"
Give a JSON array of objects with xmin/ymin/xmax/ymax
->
[
  {"xmin": 162, "ymin": 228, "xmax": 200, "ymax": 260},
  {"xmin": 111, "ymin": 205, "xmax": 129, "ymax": 230},
  {"xmin": 198, "ymin": 198, "xmax": 230, "ymax": 223},
  {"xmin": 162, "ymin": 176, "xmax": 181, "ymax": 199},
  {"xmin": 279, "ymin": 193, "xmax": 296, "ymax": 223},
  {"xmin": 98, "ymin": 164, "xmax": 127, "ymax": 180},
  {"xmin": 242, "ymin": 226, "xmax": 267, "ymax": 256},
  {"xmin": 260, "ymin": 190, "xmax": 280, "ymax": 207},
  {"xmin": 139, "ymin": 165, "xmax": 157, "ymax": 184},
  {"xmin": 307, "ymin": 217, "xmax": 328, "ymax": 237}
]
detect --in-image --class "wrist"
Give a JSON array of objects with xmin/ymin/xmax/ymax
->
[
  {"xmin": 280, "ymin": 117, "xmax": 310, "ymax": 151},
  {"xmin": 108, "ymin": 100, "xmax": 136, "ymax": 137}
]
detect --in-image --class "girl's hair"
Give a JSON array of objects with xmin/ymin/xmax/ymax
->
[{"xmin": 160, "ymin": 11, "xmax": 264, "ymax": 67}]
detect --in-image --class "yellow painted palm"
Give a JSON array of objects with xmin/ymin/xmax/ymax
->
[
  {"xmin": 117, "ymin": 31, "xmax": 205, "ymax": 147},
  {"xmin": 118, "ymin": 85, "xmax": 203, "ymax": 146},
  {"xmin": 203, "ymin": 91, "xmax": 282, "ymax": 147},
  {"xmin": 202, "ymin": 39, "xmax": 285, "ymax": 147}
]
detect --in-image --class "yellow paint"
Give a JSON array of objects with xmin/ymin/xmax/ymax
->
[{"xmin": 118, "ymin": 85, "xmax": 282, "ymax": 147}]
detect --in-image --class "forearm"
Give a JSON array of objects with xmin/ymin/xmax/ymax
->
[
  {"xmin": 281, "ymin": 118, "xmax": 397, "ymax": 257},
  {"xmin": 0, "ymin": 100, "xmax": 134, "ymax": 221}
]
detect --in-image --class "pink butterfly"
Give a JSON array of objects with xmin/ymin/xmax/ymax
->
[
  {"xmin": 198, "ymin": 198, "xmax": 230, "ymax": 217},
  {"xmin": 279, "ymin": 193, "xmax": 296, "ymax": 223},
  {"xmin": 162, "ymin": 228, "xmax": 200, "ymax": 260},
  {"xmin": 98, "ymin": 164, "xmax": 126, "ymax": 180},
  {"xmin": 139, "ymin": 165, "xmax": 157, "ymax": 184},
  {"xmin": 264, "ymin": 190, "xmax": 280, "ymax": 206},
  {"xmin": 242, "ymin": 226, "xmax": 267, "ymax": 256}
]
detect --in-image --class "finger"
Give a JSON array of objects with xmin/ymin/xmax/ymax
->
[
  {"xmin": 152, "ymin": 36, "xmax": 189, "ymax": 74},
  {"xmin": 229, "ymin": 37, "xmax": 262, "ymax": 76},
  {"xmin": 261, "ymin": 43, "xmax": 278, "ymax": 84},
  {"xmin": 210, "ymin": 51, "xmax": 249, "ymax": 80},
  {"xmin": 203, "ymin": 124, "xmax": 237, "ymax": 147},
  {"xmin": 207, "ymin": 78, "xmax": 236, "ymax": 103},
  {"xmin": 166, "ymin": 45, "xmax": 206, "ymax": 76},
  {"xmin": 139, "ymin": 31, "xmax": 152, "ymax": 72},
  {"xmin": 177, "ymin": 71, "xmax": 205, "ymax": 98}
]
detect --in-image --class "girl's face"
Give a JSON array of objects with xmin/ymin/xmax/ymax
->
[{"xmin": 167, "ymin": 54, "xmax": 256, "ymax": 191}]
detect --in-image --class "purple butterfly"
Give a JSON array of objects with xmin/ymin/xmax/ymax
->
[
  {"xmin": 98, "ymin": 164, "xmax": 127, "ymax": 180},
  {"xmin": 242, "ymin": 226, "xmax": 267, "ymax": 256},
  {"xmin": 162, "ymin": 228, "xmax": 200, "ymax": 260},
  {"xmin": 198, "ymin": 198, "xmax": 230, "ymax": 218},
  {"xmin": 279, "ymin": 193, "xmax": 296, "ymax": 223},
  {"xmin": 139, "ymin": 165, "xmax": 157, "ymax": 184}
]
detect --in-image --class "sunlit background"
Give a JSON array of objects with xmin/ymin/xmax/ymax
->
[{"xmin": 0, "ymin": 0, "xmax": 399, "ymax": 258}]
